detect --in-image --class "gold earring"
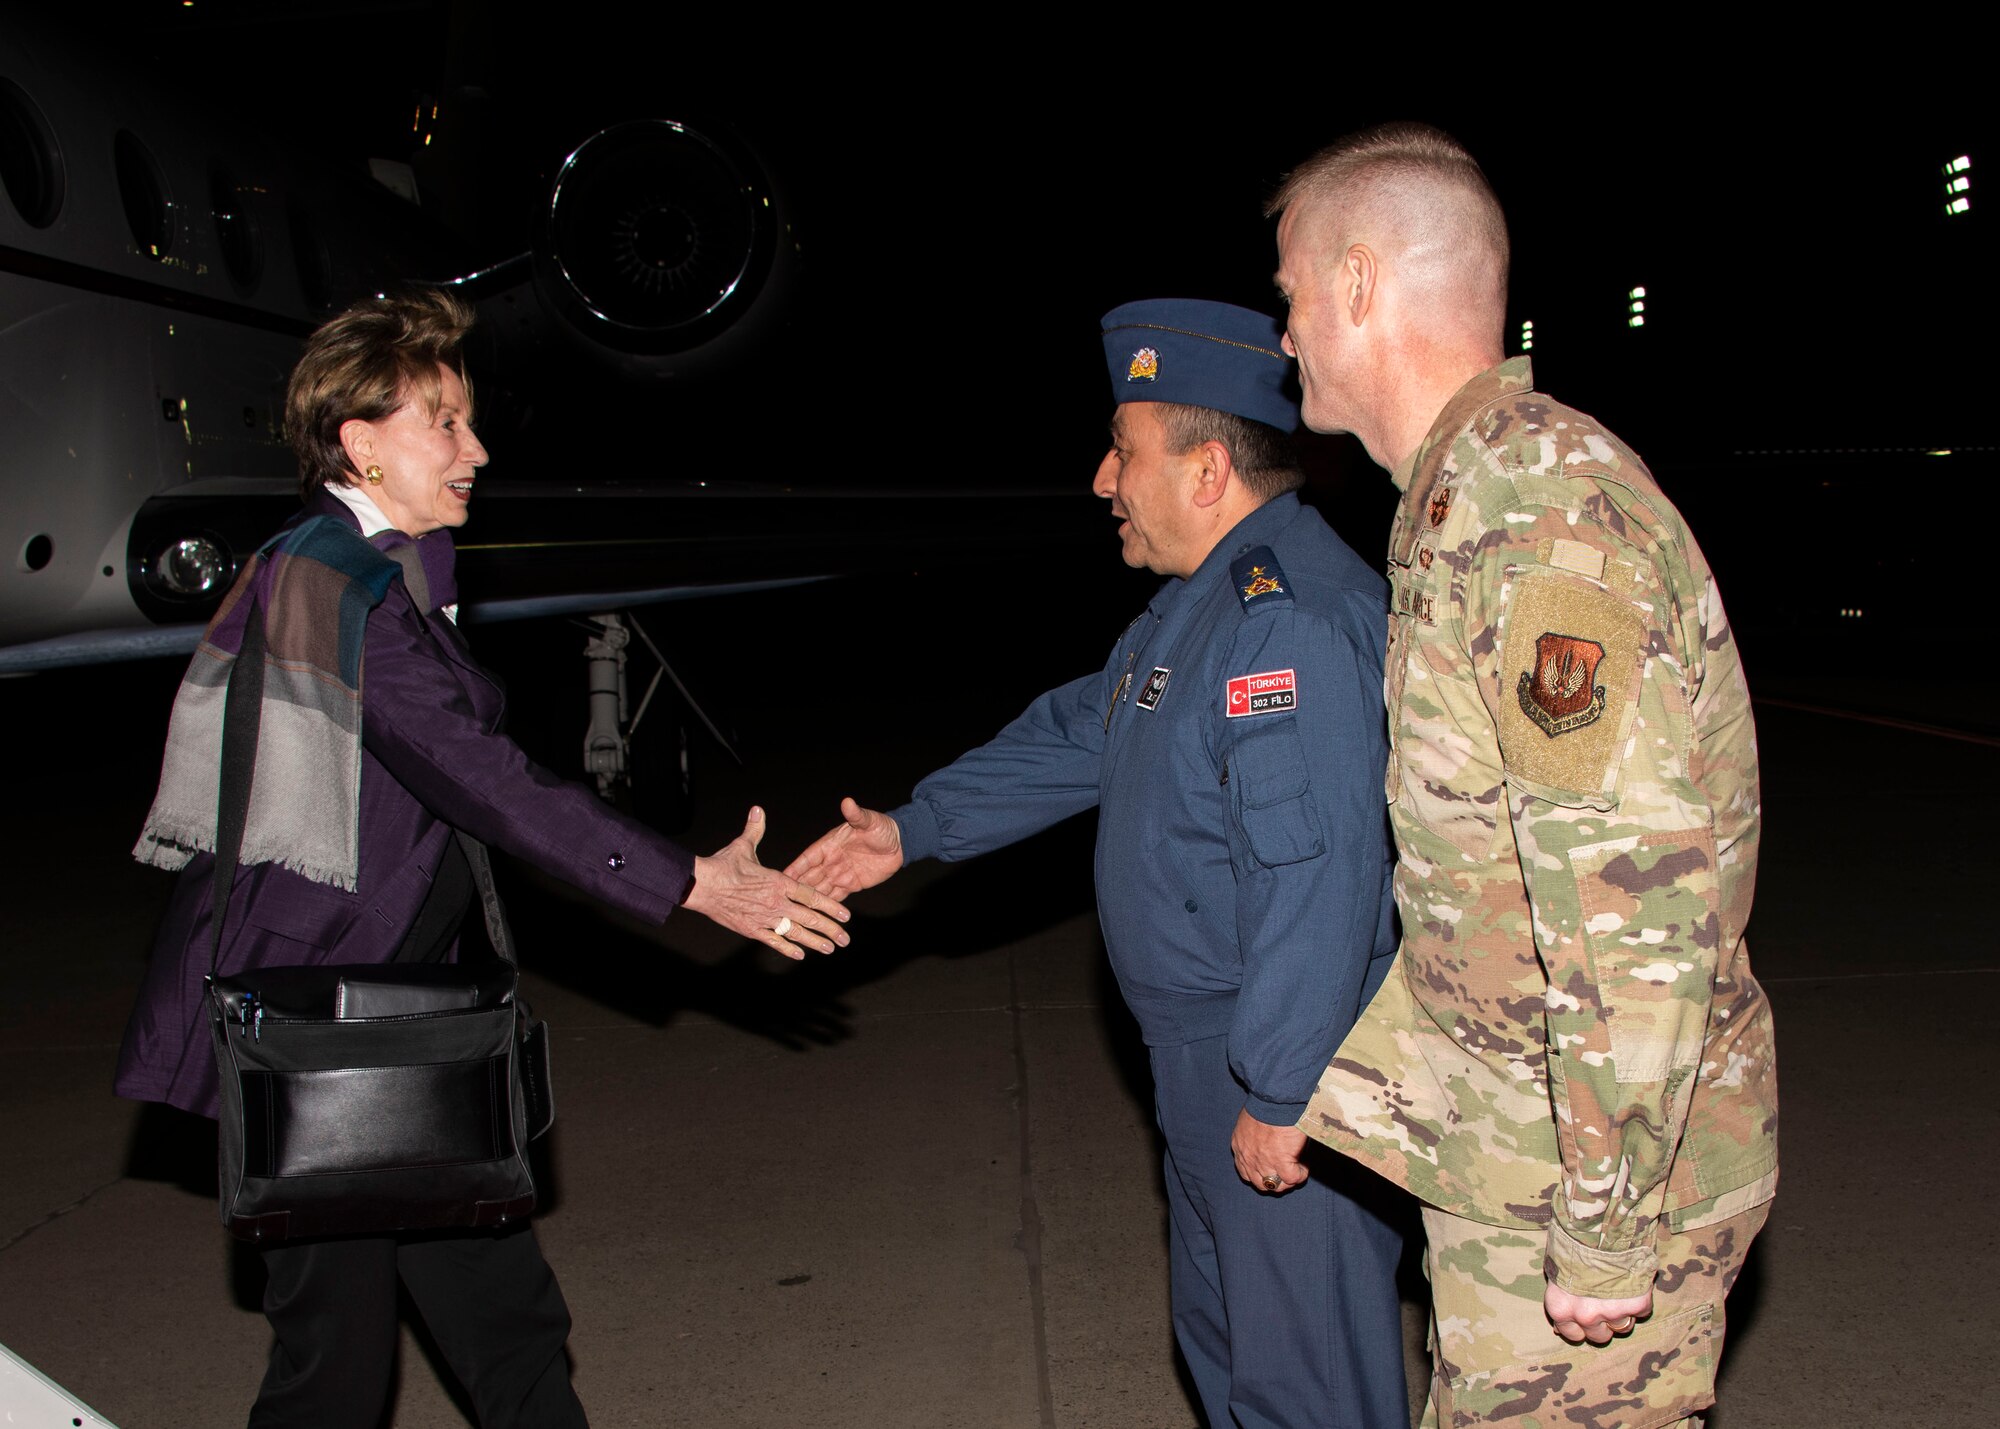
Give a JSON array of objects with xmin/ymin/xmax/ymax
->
[{"xmin": 365, "ymin": 464, "xmax": 385, "ymax": 485}]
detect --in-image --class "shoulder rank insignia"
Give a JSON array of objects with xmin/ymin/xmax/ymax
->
[
  {"xmin": 1517, "ymin": 632, "xmax": 1606, "ymax": 736},
  {"xmin": 1230, "ymin": 546, "xmax": 1292, "ymax": 609},
  {"xmin": 1127, "ymin": 347, "xmax": 1159, "ymax": 382}
]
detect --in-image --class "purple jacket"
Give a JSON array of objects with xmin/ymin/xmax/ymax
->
[{"xmin": 115, "ymin": 492, "xmax": 695, "ymax": 1117}]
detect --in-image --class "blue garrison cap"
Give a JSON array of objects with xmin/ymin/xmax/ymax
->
[{"xmin": 1100, "ymin": 299, "xmax": 1298, "ymax": 433}]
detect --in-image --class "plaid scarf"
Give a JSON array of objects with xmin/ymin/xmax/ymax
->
[{"xmin": 133, "ymin": 516, "xmax": 405, "ymax": 891}]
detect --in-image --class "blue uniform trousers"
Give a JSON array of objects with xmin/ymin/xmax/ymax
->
[{"xmin": 1153, "ymin": 1034, "xmax": 1407, "ymax": 1429}]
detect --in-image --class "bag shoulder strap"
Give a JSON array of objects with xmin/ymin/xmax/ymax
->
[{"xmin": 208, "ymin": 600, "xmax": 267, "ymax": 980}]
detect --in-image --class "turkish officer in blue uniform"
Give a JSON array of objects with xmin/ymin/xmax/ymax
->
[{"xmin": 788, "ymin": 299, "xmax": 1405, "ymax": 1427}]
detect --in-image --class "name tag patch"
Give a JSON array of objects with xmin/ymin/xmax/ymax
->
[
  {"xmin": 1225, "ymin": 668, "xmax": 1296, "ymax": 718},
  {"xmin": 1136, "ymin": 666, "xmax": 1172, "ymax": 710}
]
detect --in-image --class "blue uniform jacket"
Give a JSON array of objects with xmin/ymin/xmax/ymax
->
[{"xmin": 893, "ymin": 494, "xmax": 1396, "ymax": 1123}]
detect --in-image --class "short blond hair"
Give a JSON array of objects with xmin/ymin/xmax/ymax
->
[
  {"xmin": 1270, "ymin": 122, "xmax": 1509, "ymax": 319},
  {"xmin": 284, "ymin": 289, "xmax": 475, "ymax": 500}
]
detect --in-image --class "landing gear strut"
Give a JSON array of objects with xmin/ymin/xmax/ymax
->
[{"xmin": 580, "ymin": 611, "xmax": 734, "ymax": 832}]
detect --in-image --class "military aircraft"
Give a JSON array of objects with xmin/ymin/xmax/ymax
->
[{"xmin": 0, "ymin": 13, "xmax": 1098, "ymax": 813}]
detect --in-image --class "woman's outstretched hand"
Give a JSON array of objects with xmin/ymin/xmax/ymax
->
[{"xmin": 684, "ymin": 806, "xmax": 851, "ymax": 959}]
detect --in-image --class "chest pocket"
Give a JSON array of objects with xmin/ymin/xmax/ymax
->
[
  {"xmin": 1228, "ymin": 719, "xmax": 1324, "ymax": 869},
  {"xmin": 1385, "ymin": 548, "xmax": 1508, "ymax": 862}
]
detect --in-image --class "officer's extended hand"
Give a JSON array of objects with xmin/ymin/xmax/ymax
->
[
  {"xmin": 1231, "ymin": 1109, "xmax": 1310, "ymax": 1194},
  {"xmin": 782, "ymin": 797, "xmax": 904, "ymax": 901},
  {"xmin": 1545, "ymin": 1281, "xmax": 1652, "ymax": 1345},
  {"xmin": 685, "ymin": 806, "xmax": 851, "ymax": 959}
]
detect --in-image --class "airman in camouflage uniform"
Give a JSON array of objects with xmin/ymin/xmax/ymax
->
[{"xmin": 1269, "ymin": 124, "xmax": 1777, "ymax": 1427}]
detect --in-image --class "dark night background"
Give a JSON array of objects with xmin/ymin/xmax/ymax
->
[{"xmin": 62, "ymin": 5, "xmax": 1992, "ymax": 740}]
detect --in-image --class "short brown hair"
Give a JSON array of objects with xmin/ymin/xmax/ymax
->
[
  {"xmin": 284, "ymin": 289, "xmax": 475, "ymax": 500},
  {"xmin": 1154, "ymin": 402, "xmax": 1304, "ymax": 503}
]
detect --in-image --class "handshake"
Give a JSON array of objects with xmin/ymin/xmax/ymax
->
[{"xmin": 680, "ymin": 797, "xmax": 903, "ymax": 959}]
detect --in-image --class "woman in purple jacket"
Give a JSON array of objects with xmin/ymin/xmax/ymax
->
[{"xmin": 117, "ymin": 290, "xmax": 846, "ymax": 1428}]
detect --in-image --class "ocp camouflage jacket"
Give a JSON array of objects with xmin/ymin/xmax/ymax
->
[{"xmin": 1303, "ymin": 359, "xmax": 1779, "ymax": 1298}]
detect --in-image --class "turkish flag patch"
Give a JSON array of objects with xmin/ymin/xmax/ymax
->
[{"xmin": 1225, "ymin": 668, "xmax": 1297, "ymax": 718}]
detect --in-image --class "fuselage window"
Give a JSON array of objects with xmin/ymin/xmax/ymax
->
[
  {"xmin": 210, "ymin": 163, "xmax": 262, "ymax": 290},
  {"xmin": 0, "ymin": 77, "xmax": 65, "ymax": 228},
  {"xmin": 114, "ymin": 130, "xmax": 175, "ymax": 261}
]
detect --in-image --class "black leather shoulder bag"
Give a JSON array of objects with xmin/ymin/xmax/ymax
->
[{"xmin": 205, "ymin": 595, "xmax": 554, "ymax": 1242}]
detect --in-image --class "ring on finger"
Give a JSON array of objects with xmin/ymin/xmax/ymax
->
[
  {"xmin": 1261, "ymin": 1173, "xmax": 1282, "ymax": 1190},
  {"xmin": 773, "ymin": 916, "xmax": 793, "ymax": 937}
]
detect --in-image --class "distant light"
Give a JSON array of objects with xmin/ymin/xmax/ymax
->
[
  {"xmin": 412, "ymin": 103, "xmax": 422, "ymax": 133},
  {"xmin": 424, "ymin": 134, "xmax": 432, "ymax": 147},
  {"xmin": 1626, "ymin": 287, "xmax": 1646, "ymax": 328},
  {"xmin": 1942, "ymin": 154, "xmax": 1972, "ymax": 216},
  {"xmin": 1630, "ymin": 300, "xmax": 1645, "ymax": 313},
  {"xmin": 1929, "ymin": 449, "xmax": 1953, "ymax": 456},
  {"xmin": 1628, "ymin": 315, "xmax": 1646, "ymax": 328},
  {"xmin": 1519, "ymin": 318, "xmax": 1534, "ymax": 352},
  {"xmin": 1628, "ymin": 286, "xmax": 1646, "ymax": 299}
]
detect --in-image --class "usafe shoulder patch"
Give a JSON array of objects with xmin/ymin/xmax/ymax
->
[
  {"xmin": 1230, "ymin": 546, "xmax": 1293, "ymax": 609},
  {"xmin": 1519, "ymin": 633, "xmax": 1606, "ymax": 735},
  {"xmin": 1498, "ymin": 572, "xmax": 1645, "ymax": 802}
]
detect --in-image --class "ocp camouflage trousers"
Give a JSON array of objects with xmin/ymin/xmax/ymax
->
[{"xmin": 1418, "ymin": 1202, "xmax": 1768, "ymax": 1429}]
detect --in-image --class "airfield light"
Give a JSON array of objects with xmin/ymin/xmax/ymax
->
[
  {"xmin": 1943, "ymin": 155, "xmax": 1972, "ymax": 216},
  {"xmin": 1519, "ymin": 318, "xmax": 1534, "ymax": 352}
]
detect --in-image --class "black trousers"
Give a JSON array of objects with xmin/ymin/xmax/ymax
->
[{"xmin": 251, "ymin": 1224, "xmax": 587, "ymax": 1428}]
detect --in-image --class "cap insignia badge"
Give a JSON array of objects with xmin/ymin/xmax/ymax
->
[{"xmin": 1127, "ymin": 347, "xmax": 1160, "ymax": 382}]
